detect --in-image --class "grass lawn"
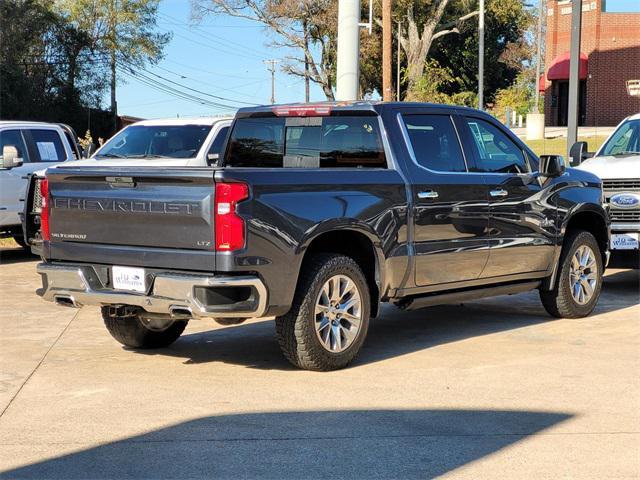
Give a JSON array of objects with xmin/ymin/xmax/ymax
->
[
  {"xmin": 0, "ymin": 237, "xmax": 19, "ymax": 248},
  {"xmin": 525, "ymin": 136, "xmax": 608, "ymax": 157}
]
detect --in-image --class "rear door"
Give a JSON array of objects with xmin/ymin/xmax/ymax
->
[
  {"xmin": 0, "ymin": 129, "xmax": 33, "ymax": 227},
  {"xmin": 459, "ymin": 115, "xmax": 556, "ymax": 277},
  {"xmin": 397, "ymin": 110, "xmax": 491, "ymax": 287}
]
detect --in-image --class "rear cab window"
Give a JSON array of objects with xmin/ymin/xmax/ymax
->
[{"xmin": 225, "ymin": 114, "xmax": 386, "ymax": 168}]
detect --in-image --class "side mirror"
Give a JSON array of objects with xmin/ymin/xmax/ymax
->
[
  {"xmin": 83, "ymin": 143, "xmax": 97, "ymax": 159},
  {"xmin": 569, "ymin": 141, "xmax": 594, "ymax": 166},
  {"xmin": 1, "ymin": 145, "xmax": 22, "ymax": 169},
  {"xmin": 540, "ymin": 154, "xmax": 566, "ymax": 178},
  {"xmin": 207, "ymin": 153, "xmax": 220, "ymax": 166}
]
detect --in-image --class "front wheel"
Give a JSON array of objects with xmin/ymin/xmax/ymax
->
[
  {"xmin": 275, "ymin": 254, "xmax": 371, "ymax": 371},
  {"xmin": 101, "ymin": 307, "xmax": 188, "ymax": 349},
  {"xmin": 540, "ymin": 230, "xmax": 603, "ymax": 318}
]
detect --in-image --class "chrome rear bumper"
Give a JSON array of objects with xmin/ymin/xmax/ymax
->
[{"xmin": 36, "ymin": 263, "xmax": 268, "ymax": 319}]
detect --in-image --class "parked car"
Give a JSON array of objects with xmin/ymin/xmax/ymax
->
[
  {"xmin": 0, "ymin": 121, "xmax": 80, "ymax": 248},
  {"xmin": 35, "ymin": 102, "xmax": 609, "ymax": 371},
  {"xmin": 570, "ymin": 113, "xmax": 640, "ymax": 268},
  {"xmin": 23, "ymin": 116, "xmax": 232, "ymax": 253}
]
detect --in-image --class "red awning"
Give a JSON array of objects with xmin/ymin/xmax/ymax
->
[
  {"xmin": 538, "ymin": 74, "xmax": 546, "ymax": 93},
  {"xmin": 547, "ymin": 51, "xmax": 588, "ymax": 81}
]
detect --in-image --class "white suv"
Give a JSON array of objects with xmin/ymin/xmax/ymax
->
[{"xmin": 0, "ymin": 122, "xmax": 78, "ymax": 247}]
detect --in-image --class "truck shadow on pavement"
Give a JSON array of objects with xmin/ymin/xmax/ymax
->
[
  {"xmin": 0, "ymin": 409, "xmax": 572, "ymax": 479},
  {"xmin": 0, "ymin": 248, "xmax": 36, "ymax": 266},
  {"xmin": 135, "ymin": 269, "xmax": 639, "ymax": 371}
]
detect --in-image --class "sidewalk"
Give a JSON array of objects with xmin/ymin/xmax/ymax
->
[{"xmin": 511, "ymin": 125, "xmax": 615, "ymax": 139}]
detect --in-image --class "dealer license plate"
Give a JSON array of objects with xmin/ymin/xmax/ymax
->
[
  {"xmin": 112, "ymin": 266, "xmax": 146, "ymax": 293},
  {"xmin": 611, "ymin": 233, "xmax": 639, "ymax": 250}
]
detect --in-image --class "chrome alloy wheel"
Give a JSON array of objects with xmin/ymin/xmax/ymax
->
[
  {"xmin": 569, "ymin": 245, "xmax": 598, "ymax": 305},
  {"xmin": 140, "ymin": 316, "xmax": 174, "ymax": 332},
  {"xmin": 314, "ymin": 274, "xmax": 362, "ymax": 353}
]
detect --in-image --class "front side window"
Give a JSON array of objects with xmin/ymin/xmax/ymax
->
[
  {"xmin": 600, "ymin": 119, "xmax": 640, "ymax": 156},
  {"xmin": 0, "ymin": 130, "xmax": 29, "ymax": 163},
  {"xmin": 226, "ymin": 115, "xmax": 386, "ymax": 168},
  {"xmin": 402, "ymin": 114, "xmax": 466, "ymax": 172},
  {"xmin": 97, "ymin": 125, "xmax": 213, "ymax": 159},
  {"xmin": 464, "ymin": 118, "xmax": 528, "ymax": 174},
  {"xmin": 29, "ymin": 129, "xmax": 66, "ymax": 162}
]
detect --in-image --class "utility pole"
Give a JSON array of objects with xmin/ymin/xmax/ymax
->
[
  {"xmin": 533, "ymin": 0, "xmax": 544, "ymax": 113},
  {"xmin": 264, "ymin": 59, "xmax": 279, "ymax": 104},
  {"xmin": 336, "ymin": 0, "xmax": 361, "ymax": 101},
  {"xmin": 397, "ymin": 19, "xmax": 401, "ymax": 101},
  {"xmin": 382, "ymin": 0, "xmax": 392, "ymax": 101},
  {"xmin": 303, "ymin": 20, "xmax": 310, "ymax": 102},
  {"xmin": 567, "ymin": 0, "xmax": 583, "ymax": 163},
  {"xmin": 109, "ymin": 0, "xmax": 118, "ymax": 134},
  {"xmin": 478, "ymin": 0, "xmax": 484, "ymax": 110}
]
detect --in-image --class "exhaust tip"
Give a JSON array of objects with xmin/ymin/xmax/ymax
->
[
  {"xmin": 169, "ymin": 306, "xmax": 192, "ymax": 319},
  {"xmin": 54, "ymin": 295, "xmax": 78, "ymax": 308}
]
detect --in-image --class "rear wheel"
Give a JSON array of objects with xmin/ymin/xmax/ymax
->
[
  {"xmin": 101, "ymin": 306, "xmax": 188, "ymax": 349},
  {"xmin": 275, "ymin": 254, "xmax": 370, "ymax": 371},
  {"xmin": 540, "ymin": 230, "xmax": 603, "ymax": 318}
]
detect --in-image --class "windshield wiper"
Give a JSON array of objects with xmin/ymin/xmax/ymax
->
[
  {"xmin": 96, "ymin": 153, "xmax": 125, "ymax": 158},
  {"xmin": 611, "ymin": 151, "xmax": 640, "ymax": 156},
  {"xmin": 126, "ymin": 154, "xmax": 168, "ymax": 159}
]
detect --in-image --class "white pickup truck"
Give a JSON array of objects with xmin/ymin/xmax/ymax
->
[
  {"xmin": 0, "ymin": 121, "xmax": 81, "ymax": 247},
  {"xmin": 571, "ymin": 113, "xmax": 640, "ymax": 268},
  {"xmin": 24, "ymin": 116, "xmax": 232, "ymax": 252}
]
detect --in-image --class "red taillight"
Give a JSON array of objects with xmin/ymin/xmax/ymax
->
[
  {"xmin": 271, "ymin": 105, "xmax": 332, "ymax": 117},
  {"xmin": 214, "ymin": 182, "xmax": 248, "ymax": 251},
  {"xmin": 40, "ymin": 178, "xmax": 50, "ymax": 242}
]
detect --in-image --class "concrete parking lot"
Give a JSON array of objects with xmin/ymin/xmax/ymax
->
[{"xmin": 0, "ymin": 246, "xmax": 638, "ymax": 479}]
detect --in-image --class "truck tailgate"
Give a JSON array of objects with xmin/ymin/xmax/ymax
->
[{"xmin": 45, "ymin": 167, "xmax": 215, "ymax": 270}]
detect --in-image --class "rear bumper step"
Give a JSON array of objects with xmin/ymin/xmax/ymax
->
[{"xmin": 36, "ymin": 263, "xmax": 268, "ymax": 319}]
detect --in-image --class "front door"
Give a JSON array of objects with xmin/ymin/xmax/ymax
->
[
  {"xmin": 459, "ymin": 115, "xmax": 556, "ymax": 277},
  {"xmin": 397, "ymin": 111, "xmax": 491, "ymax": 287}
]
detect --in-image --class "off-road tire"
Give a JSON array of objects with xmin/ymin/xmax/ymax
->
[
  {"xmin": 12, "ymin": 235, "xmax": 29, "ymax": 250},
  {"xmin": 101, "ymin": 307, "xmax": 188, "ymax": 349},
  {"xmin": 540, "ymin": 230, "xmax": 603, "ymax": 318},
  {"xmin": 275, "ymin": 254, "xmax": 371, "ymax": 371}
]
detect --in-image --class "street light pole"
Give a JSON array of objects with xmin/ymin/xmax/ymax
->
[
  {"xmin": 336, "ymin": 0, "xmax": 361, "ymax": 101},
  {"xmin": 533, "ymin": 0, "xmax": 544, "ymax": 113},
  {"xmin": 567, "ymin": 0, "xmax": 583, "ymax": 162},
  {"xmin": 478, "ymin": 0, "xmax": 484, "ymax": 110}
]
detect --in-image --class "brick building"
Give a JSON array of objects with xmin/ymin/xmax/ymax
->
[{"xmin": 543, "ymin": 0, "xmax": 640, "ymax": 126}]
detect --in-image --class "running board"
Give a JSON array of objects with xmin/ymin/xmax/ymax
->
[{"xmin": 399, "ymin": 281, "xmax": 541, "ymax": 311}]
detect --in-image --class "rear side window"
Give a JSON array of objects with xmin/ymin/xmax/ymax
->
[
  {"xmin": 0, "ymin": 130, "xmax": 29, "ymax": 162},
  {"xmin": 226, "ymin": 115, "xmax": 386, "ymax": 168},
  {"xmin": 29, "ymin": 129, "xmax": 66, "ymax": 162},
  {"xmin": 208, "ymin": 126, "xmax": 230, "ymax": 156},
  {"xmin": 402, "ymin": 114, "xmax": 466, "ymax": 172}
]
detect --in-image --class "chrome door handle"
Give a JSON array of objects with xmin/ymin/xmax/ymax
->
[
  {"xmin": 489, "ymin": 189, "xmax": 508, "ymax": 198},
  {"xmin": 417, "ymin": 190, "xmax": 439, "ymax": 199}
]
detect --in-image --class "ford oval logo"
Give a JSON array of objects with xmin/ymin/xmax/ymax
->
[{"xmin": 611, "ymin": 193, "xmax": 640, "ymax": 209}]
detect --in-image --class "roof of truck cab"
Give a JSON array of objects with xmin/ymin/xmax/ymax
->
[
  {"xmin": 129, "ymin": 117, "xmax": 233, "ymax": 127},
  {"xmin": 235, "ymin": 101, "xmax": 485, "ymax": 118},
  {"xmin": 0, "ymin": 121, "xmax": 66, "ymax": 129}
]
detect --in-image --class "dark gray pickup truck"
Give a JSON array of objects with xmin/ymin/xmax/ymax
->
[{"xmin": 36, "ymin": 102, "xmax": 609, "ymax": 371}]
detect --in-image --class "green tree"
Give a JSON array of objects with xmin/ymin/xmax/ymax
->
[{"xmin": 58, "ymin": 0, "xmax": 170, "ymax": 130}]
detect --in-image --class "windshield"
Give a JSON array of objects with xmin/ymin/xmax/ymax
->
[
  {"xmin": 96, "ymin": 125, "xmax": 213, "ymax": 159},
  {"xmin": 599, "ymin": 119, "xmax": 640, "ymax": 156}
]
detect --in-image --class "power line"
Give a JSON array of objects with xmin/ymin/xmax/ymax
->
[
  {"xmin": 117, "ymin": 65, "xmax": 238, "ymax": 110},
  {"xmin": 118, "ymin": 59, "xmax": 259, "ymax": 106}
]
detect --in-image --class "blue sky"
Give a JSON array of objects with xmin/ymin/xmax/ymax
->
[
  {"xmin": 115, "ymin": 0, "xmax": 326, "ymax": 119},
  {"xmin": 603, "ymin": 0, "xmax": 640, "ymax": 12}
]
